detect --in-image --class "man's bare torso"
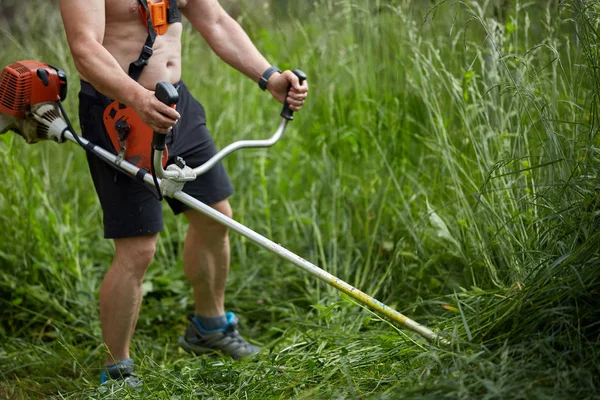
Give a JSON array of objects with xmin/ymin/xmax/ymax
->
[{"xmin": 92, "ymin": 0, "xmax": 188, "ymax": 89}]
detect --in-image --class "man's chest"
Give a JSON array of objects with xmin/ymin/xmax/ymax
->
[{"xmin": 104, "ymin": 0, "xmax": 188, "ymax": 24}]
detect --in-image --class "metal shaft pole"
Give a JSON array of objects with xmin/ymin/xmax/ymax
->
[{"xmin": 172, "ymin": 189, "xmax": 446, "ymax": 344}]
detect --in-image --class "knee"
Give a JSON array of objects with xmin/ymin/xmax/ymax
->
[
  {"xmin": 186, "ymin": 200, "xmax": 232, "ymax": 238},
  {"xmin": 214, "ymin": 200, "xmax": 233, "ymax": 221},
  {"xmin": 113, "ymin": 234, "xmax": 158, "ymax": 279}
]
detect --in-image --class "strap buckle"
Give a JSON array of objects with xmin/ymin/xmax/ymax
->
[
  {"xmin": 132, "ymin": 45, "xmax": 153, "ymax": 70},
  {"xmin": 114, "ymin": 117, "xmax": 131, "ymax": 160},
  {"xmin": 149, "ymin": 2, "xmax": 168, "ymax": 35},
  {"xmin": 141, "ymin": 45, "xmax": 153, "ymax": 61},
  {"xmin": 115, "ymin": 118, "xmax": 131, "ymax": 142}
]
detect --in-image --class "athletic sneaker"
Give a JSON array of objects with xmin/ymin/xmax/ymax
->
[
  {"xmin": 99, "ymin": 358, "xmax": 142, "ymax": 390},
  {"xmin": 178, "ymin": 311, "xmax": 260, "ymax": 359}
]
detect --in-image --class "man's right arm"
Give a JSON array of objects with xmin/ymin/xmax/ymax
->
[{"xmin": 58, "ymin": 0, "xmax": 178, "ymax": 132}]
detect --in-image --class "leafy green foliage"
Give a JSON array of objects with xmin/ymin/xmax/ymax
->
[{"xmin": 0, "ymin": 0, "xmax": 599, "ymax": 398}]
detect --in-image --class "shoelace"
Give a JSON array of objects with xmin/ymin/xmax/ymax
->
[
  {"xmin": 224, "ymin": 328, "xmax": 250, "ymax": 346},
  {"xmin": 188, "ymin": 314, "xmax": 254, "ymax": 350},
  {"xmin": 222, "ymin": 320, "xmax": 254, "ymax": 346}
]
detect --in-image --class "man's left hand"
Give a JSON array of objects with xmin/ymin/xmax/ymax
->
[{"xmin": 267, "ymin": 70, "xmax": 309, "ymax": 112}]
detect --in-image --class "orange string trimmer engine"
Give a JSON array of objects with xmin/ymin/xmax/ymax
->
[
  {"xmin": 0, "ymin": 60, "xmax": 68, "ymax": 143},
  {"xmin": 0, "ymin": 60, "xmax": 67, "ymax": 119}
]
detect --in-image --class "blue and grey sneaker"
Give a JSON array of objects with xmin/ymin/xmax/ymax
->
[
  {"xmin": 178, "ymin": 312, "xmax": 261, "ymax": 359},
  {"xmin": 99, "ymin": 358, "xmax": 142, "ymax": 390}
]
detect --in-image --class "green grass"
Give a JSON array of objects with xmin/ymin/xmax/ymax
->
[{"xmin": 1, "ymin": 0, "xmax": 599, "ymax": 398}]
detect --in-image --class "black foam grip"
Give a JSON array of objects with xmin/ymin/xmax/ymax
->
[
  {"xmin": 152, "ymin": 132, "xmax": 167, "ymax": 151},
  {"xmin": 280, "ymin": 70, "xmax": 307, "ymax": 121},
  {"xmin": 153, "ymin": 82, "xmax": 179, "ymax": 145},
  {"xmin": 155, "ymin": 82, "xmax": 179, "ymax": 107}
]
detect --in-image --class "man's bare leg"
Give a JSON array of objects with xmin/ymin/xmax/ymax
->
[
  {"xmin": 180, "ymin": 200, "xmax": 260, "ymax": 358},
  {"xmin": 99, "ymin": 234, "xmax": 158, "ymax": 365},
  {"xmin": 182, "ymin": 200, "xmax": 232, "ymax": 318}
]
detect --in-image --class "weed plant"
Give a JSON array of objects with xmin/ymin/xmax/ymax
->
[{"xmin": 0, "ymin": 0, "xmax": 598, "ymax": 399}]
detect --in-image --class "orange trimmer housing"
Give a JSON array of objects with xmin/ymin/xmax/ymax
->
[
  {"xmin": 103, "ymin": 101, "xmax": 169, "ymax": 170},
  {"xmin": 0, "ymin": 60, "xmax": 67, "ymax": 119}
]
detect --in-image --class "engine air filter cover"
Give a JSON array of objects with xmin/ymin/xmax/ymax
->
[{"xmin": 0, "ymin": 60, "xmax": 67, "ymax": 119}]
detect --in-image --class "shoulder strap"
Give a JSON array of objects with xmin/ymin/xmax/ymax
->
[
  {"xmin": 128, "ymin": 0, "xmax": 180, "ymax": 82},
  {"xmin": 167, "ymin": 0, "xmax": 181, "ymax": 24},
  {"xmin": 128, "ymin": 0, "xmax": 157, "ymax": 82}
]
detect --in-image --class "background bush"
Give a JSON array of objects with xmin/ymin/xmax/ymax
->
[{"xmin": 0, "ymin": 0, "xmax": 598, "ymax": 398}]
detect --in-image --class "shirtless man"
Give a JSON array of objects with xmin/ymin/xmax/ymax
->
[{"xmin": 59, "ymin": 0, "xmax": 308, "ymax": 386}]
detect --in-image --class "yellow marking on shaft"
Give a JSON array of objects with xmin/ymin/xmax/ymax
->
[{"xmin": 328, "ymin": 276, "xmax": 409, "ymax": 325}]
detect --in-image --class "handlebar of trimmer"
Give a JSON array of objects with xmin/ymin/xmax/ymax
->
[{"xmin": 152, "ymin": 70, "xmax": 307, "ymax": 180}]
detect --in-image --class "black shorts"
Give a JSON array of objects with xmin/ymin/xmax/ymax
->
[{"xmin": 78, "ymin": 80, "xmax": 234, "ymax": 239}]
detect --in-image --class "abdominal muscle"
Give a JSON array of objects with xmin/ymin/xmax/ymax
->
[{"xmin": 82, "ymin": 0, "xmax": 184, "ymax": 91}]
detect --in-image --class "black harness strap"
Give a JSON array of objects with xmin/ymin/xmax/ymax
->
[
  {"xmin": 128, "ymin": 0, "xmax": 181, "ymax": 82},
  {"xmin": 129, "ymin": 0, "xmax": 157, "ymax": 82},
  {"xmin": 167, "ymin": 0, "xmax": 181, "ymax": 24}
]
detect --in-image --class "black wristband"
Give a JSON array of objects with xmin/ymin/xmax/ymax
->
[{"xmin": 258, "ymin": 66, "xmax": 281, "ymax": 91}]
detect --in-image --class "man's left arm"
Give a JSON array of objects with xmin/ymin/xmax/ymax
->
[{"xmin": 181, "ymin": 0, "xmax": 308, "ymax": 111}]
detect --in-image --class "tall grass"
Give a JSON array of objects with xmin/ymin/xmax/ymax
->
[{"xmin": 0, "ymin": 0, "xmax": 598, "ymax": 398}]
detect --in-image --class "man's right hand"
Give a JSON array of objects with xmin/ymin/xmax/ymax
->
[{"xmin": 131, "ymin": 89, "xmax": 181, "ymax": 134}]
